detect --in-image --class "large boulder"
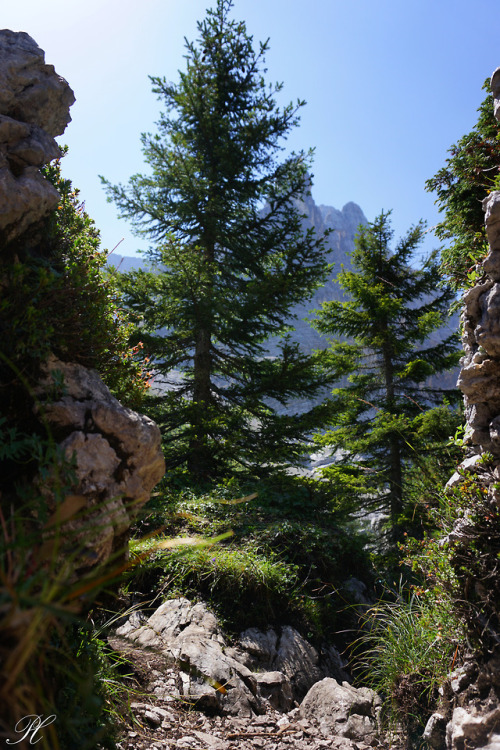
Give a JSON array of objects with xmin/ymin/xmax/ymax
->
[
  {"xmin": 299, "ymin": 677, "xmax": 382, "ymax": 745},
  {"xmin": 115, "ymin": 598, "xmax": 270, "ymax": 716},
  {"xmin": 229, "ymin": 624, "xmax": 350, "ymax": 699},
  {"xmin": 0, "ymin": 29, "xmax": 75, "ymax": 242},
  {"xmin": 446, "ymin": 706, "xmax": 500, "ymax": 750}
]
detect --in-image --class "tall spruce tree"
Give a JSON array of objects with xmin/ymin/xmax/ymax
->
[
  {"xmin": 103, "ymin": 0, "xmax": 330, "ymax": 478},
  {"xmin": 313, "ymin": 212, "xmax": 460, "ymax": 544}
]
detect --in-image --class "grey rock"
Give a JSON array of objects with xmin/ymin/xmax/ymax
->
[
  {"xmin": 423, "ymin": 712, "xmax": 446, "ymax": 749},
  {"xmin": 439, "ymin": 513, "xmax": 475, "ymax": 548},
  {"xmin": 33, "ymin": 354, "xmax": 165, "ymax": 568},
  {"xmin": 445, "ymin": 454, "xmax": 483, "ymax": 490},
  {"xmin": 489, "ymin": 414, "xmax": 500, "ymax": 450},
  {"xmin": 0, "ymin": 163, "xmax": 61, "ymax": 240},
  {"xmin": 475, "ymin": 283, "xmax": 500, "ymax": 356},
  {"xmin": 0, "ymin": 30, "xmax": 75, "ymax": 240},
  {"xmin": 339, "ymin": 714, "xmax": 377, "ymax": 742},
  {"xmin": 192, "ymin": 730, "xmax": 229, "ymax": 749},
  {"xmin": 492, "ymin": 67, "xmax": 500, "ymax": 122},
  {"xmin": 343, "ymin": 576, "xmax": 371, "ymax": 605},
  {"xmin": 176, "ymin": 737, "xmax": 200, "ymax": 748},
  {"xmin": 319, "ymin": 644, "xmax": 352, "ymax": 685},
  {"xmin": 483, "ymin": 251, "xmax": 500, "ymax": 281},
  {"xmin": 457, "ymin": 357, "xmax": 500, "ymax": 403},
  {"xmin": 457, "ymin": 136, "xmax": 500, "ymax": 461},
  {"xmin": 477, "ymin": 734, "xmax": 500, "ymax": 750},
  {"xmin": 483, "ymin": 192, "xmax": 500, "ymax": 251},
  {"xmin": 115, "ymin": 599, "xmax": 354, "ymax": 719},
  {"xmin": 118, "ymin": 598, "xmax": 265, "ymax": 716},
  {"xmin": 299, "ymin": 678, "xmax": 380, "ymax": 742},
  {"xmin": 254, "ymin": 671, "xmax": 293, "ymax": 712},
  {"xmin": 446, "ymin": 707, "xmax": 500, "ymax": 749},
  {"xmin": 236, "ymin": 627, "xmax": 279, "ymax": 665},
  {"xmin": 463, "ymin": 281, "xmax": 495, "ymax": 323},
  {"xmin": 0, "ymin": 29, "xmax": 74, "ymax": 134},
  {"xmin": 275, "ymin": 625, "xmax": 323, "ymax": 698},
  {"xmin": 235, "ymin": 624, "xmax": 349, "ymax": 697},
  {"xmin": 449, "ymin": 662, "xmax": 478, "ymax": 693}
]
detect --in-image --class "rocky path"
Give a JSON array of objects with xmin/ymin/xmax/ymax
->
[
  {"xmin": 116, "ymin": 700, "xmax": 395, "ymax": 750},
  {"xmin": 107, "ymin": 599, "xmax": 403, "ymax": 750},
  {"xmin": 110, "ymin": 640, "xmax": 400, "ymax": 750}
]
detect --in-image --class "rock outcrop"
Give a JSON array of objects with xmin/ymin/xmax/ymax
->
[
  {"xmin": 0, "ymin": 29, "xmax": 75, "ymax": 242},
  {"xmin": 458, "ymin": 67, "xmax": 500, "ymax": 460},
  {"xmin": 299, "ymin": 678, "xmax": 381, "ymax": 746},
  {"xmin": 110, "ymin": 597, "xmax": 387, "ymax": 748},
  {"xmin": 34, "ymin": 355, "xmax": 165, "ymax": 567},
  {"xmin": 112, "ymin": 598, "xmax": 352, "ymax": 718},
  {"xmin": 0, "ymin": 31, "xmax": 164, "ymax": 570},
  {"xmin": 432, "ymin": 67, "xmax": 500, "ymax": 750}
]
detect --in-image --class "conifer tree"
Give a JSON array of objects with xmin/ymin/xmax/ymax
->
[
  {"xmin": 425, "ymin": 79, "xmax": 500, "ymax": 291},
  {"xmin": 313, "ymin": 212, "xmax": 460, "ymax": 544},
  {"xmin": 102, "ymin": 0, "xmax": 329, "ymax": 478}
]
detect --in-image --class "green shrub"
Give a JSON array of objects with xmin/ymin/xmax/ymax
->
[
  {"xmin": 1, "ymin": 153, "xmax": 150, "ymax": 414},
  {"xmin": 0, "ymin": 152, "xmax": 152, "ymax": 747},
  {"xmin": 404, "ymin": 465, "xmax": 500, "ymax": 648}
]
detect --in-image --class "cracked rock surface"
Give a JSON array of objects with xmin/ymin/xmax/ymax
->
[
  {"xmin": 112, "ymin": 599, "xmax": 351, "ymax": 718},
  {"xmin": 34, "ymin": 354, "xmax": 165, "ymax": 568},
  {"xmin": 0, "ymin": 29, "xmax": 75, "ymax": 241}
]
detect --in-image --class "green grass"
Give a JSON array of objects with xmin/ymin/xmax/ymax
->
[
  {"xmin": 124, "ymin": 472, "xmax": 372, "ymax": 638},
  {"xmin": 353, "ymin": 583, "xmax": 466, "ymax": 738},
  {"xmin": 127, "ymin": 539, "xmax": 300, "ymax": 631}
]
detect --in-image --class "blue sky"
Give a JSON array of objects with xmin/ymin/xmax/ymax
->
[{"xmin": 3, "ymin": 0, "xmax": 499, "ymax": 259}]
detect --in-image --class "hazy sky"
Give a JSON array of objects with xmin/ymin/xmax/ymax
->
[{"xmin": 3, "ymin": 0, "xmax": 499, "ymax": 258}]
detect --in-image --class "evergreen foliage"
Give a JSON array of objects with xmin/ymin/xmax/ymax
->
[
  {"xmin": 102, "ymin": 0, "xmax": 330, "ymax": 478},
  {"xmin": 425, "ymin": 79, "xmax": 500, "ymax": 291},
  {"xmin": 313, "ymin": 212, "xmax": 461, "ymax": 544},
  {"xmin": 1, "ymin": 153, "xmax": 150, "ymax": 415}
]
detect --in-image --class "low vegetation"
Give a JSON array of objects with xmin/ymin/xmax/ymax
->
[{"xmin": 125, "ymin": 473, "xmax": 370, "ymax": 639}]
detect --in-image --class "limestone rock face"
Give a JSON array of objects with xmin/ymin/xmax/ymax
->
[
  {"xmin": 34, "ymin": 355, "xmax": 165, "ymax": 567},
  {"xmin": 229, "ymin": 624, "xmax": 350, "ymax": 699},
  {"xmin": 266, "ymin": 199, "xmax": 367, "ymax": 357},
  {"xmin": 441, "ymin": 66, "xmax": 500, "ymax": 750},
  {"xmin": 0, "ymin": 29, "xmax": 75, "ymax": 241},
  {"xmin": 116, "ymin": 598, "xmax": 270, "ymax": 716},
  {"xmin": 423, "ymin": 712, "xmax": 447, "ymax": 749},
  {"xmin": 447, "ymin": 706, "xmax": 500, "ymax": 750},
  {"xmin": 458, "ymin": 173, "xmax": 500, "ymax": 456},
  {"xmin": 491, "ymin": 67, "xmax": 500, "ymax": 124}
]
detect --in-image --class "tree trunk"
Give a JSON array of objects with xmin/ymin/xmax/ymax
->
[
  {"xmin": 382, "ymin": 341, "xmax": 404, "ymax": 544},
  {"xmin": 389, "ymin": 433, "xmax": 403, "ymax": 544},
  {"xmin": 188, "ymin": 326, "xmax": 213, "ymax": 479}
]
